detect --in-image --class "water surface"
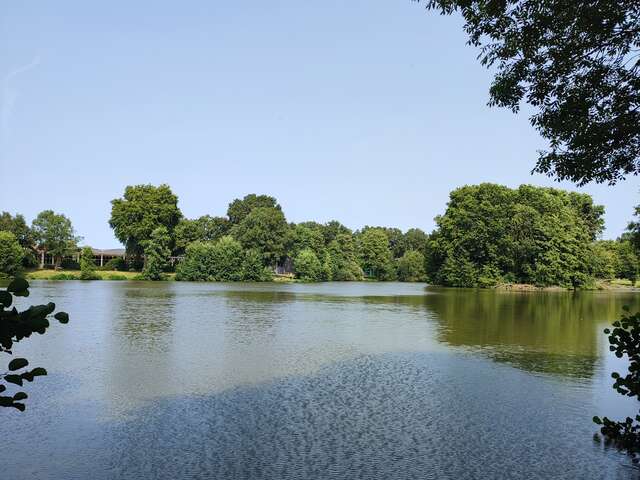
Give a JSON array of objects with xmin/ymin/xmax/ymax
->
[{"xmin": 3, "ymin": 281, "xmax": 639, "ymax": 479}]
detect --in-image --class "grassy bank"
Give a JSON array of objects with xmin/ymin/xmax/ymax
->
[
  {"xmin": 495, "ymin": 279, "xmax": 639, "ymax": 292},
  {"xmin": 25, "ymin": 270, "xmax": 175, "ymax": 281}
]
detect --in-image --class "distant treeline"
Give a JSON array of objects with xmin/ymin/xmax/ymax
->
[{"xmin": 1, "ymin": 183, "xmax": 638, "ymax": 286}]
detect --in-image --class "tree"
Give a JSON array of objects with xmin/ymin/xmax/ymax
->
[
  {"xmin": 358, "ymin": 228, "xmax": 396, "ymax": 280},
  {"xmin": 79, "ymin": 246, "xmax": 98, "ymax": 280},
  {"xmin": 0, "ymin": 212, "xmax": 33, "ymax": 248},
  {"xmin": 618, "ymin": 240, "xmax": 639, "ymax": 284},
  {"xmin": 242, "ymin": 249, "xmax": 273, "ymax": 282},
  {"xmin": 423, "ymin": 0, "xmax": 640, "ymax": 185},
  {"xmin": 326, "ymin": 234, "xmax": 364, "ymax": 281},
  {"xmin": 227, "ymin": 194, "xmax": 281, "ymax": 225},
  {"xmin": 176, "ymin": 238, "xmax": 270, "ymax": 282},
  {"xmin": 141, "ymin": 227, "xmax": 171, "ymax": 280},
  {"xmin": 404, "ymin": 228, "xmax": 429, "ymax": 254},
  {"xmin": 397, "ymin": 250, "xmax": 426, "ymax": 282},
  {"xmin": 627, "ymin": 202, "xmax": 640, "ymax": 253},
  {"xmin": 0, "ymin": 232, "xmax": 24, "ymax": 276},
  {"xmin": 427, "ymin": 184, "xmax": 601, "ymax": 288},
  {"xmin": 174, "ymin": 215, "xmax": 229, "ymax": 253},
  {"xmin": 207, "ymin": 235, "xmax": 245, "ymax": 281},
  {"xmin": 230, "ymin": 207, "xmax": 289, "ymax": 266},
  {"xmin": 289, "ymin": 224, "xmax": 326, "ymax": 259},
  {"xmin": 175, "ymin": 241, "xmax": 217, "ymax": 281},
  {"xmin": 591, "ymin": 240, "xmax": 620, "ymax": 280},
  {"xmin": 322, "ymin": 220, "xmax": 352, "ymax": 244},
  {"xmin": 1, "ymin": 278, "xmax": 69, "ymax": 411},
  {"xmin": 294, "ymin": 248, "xmax": 323, "ymax": 282},
  {"xmin": 31, "ymin": 210, "xmax": 80, "ymax": 269},
  {"xmin": 109, "ymin": 184, "xmax": 182, "ymax": 259}
]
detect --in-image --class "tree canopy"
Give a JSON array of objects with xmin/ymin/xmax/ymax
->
[
  {"xmin": 423, "ymin": 0, "xmax": 640, "ymax": 185},
  {"xmin": 109, "ymin": 184, "xmax": 182, "ymax": 257},
  {"xmin": 227, "ymin": 194, "xmax": 281, "ymax": 225},
  {"xmin": 31, "ymin": 210, "xmax": 80, "ymax": 268},
  {"xmin": 427, "ymin": 183, "xmax": 604, "ymax": 287}
]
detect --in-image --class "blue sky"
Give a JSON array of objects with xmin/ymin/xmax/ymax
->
[{"xmin": 1, "ymin": 0, "xmax": 637, "ymax": 247}]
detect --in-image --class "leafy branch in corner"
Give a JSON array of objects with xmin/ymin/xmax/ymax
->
[
  {"xmin": 0, "ymin": 278, "xmax": 69, "ymax": 411},
  {"xmin": 594, "ymin": 307, "xmax": 640, "ymax": 462}
]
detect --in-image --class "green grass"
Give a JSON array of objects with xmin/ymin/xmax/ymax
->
[{"xmin": 24, "ymin": 270, "xmax": 175, "ymax": 281}]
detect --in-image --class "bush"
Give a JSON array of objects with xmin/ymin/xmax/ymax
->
[
  {"xmin": 49, "ymin": 273, "xmax": 78, "ymax": 280},
  {"xmin": 105, "ymin": 274, "xmax": 127, "ymax": 280},
  {"xmin": 0, "ymin": 231, "xmax": 24, "ymax": 276},
  {"xmin": 294, "ymin": 248, "xmax": 323, "ymax": 282},
  {"xmin": 80, "ymin": 247, "xmax": 98, "ymax": 280},
  {"xmin": 100, "ymin": 257, "xmax": 127, "ymax": 271},
  {"xmin": 242, "ymin": 249, "xmax": 273, "ymax": 281},
  {"xmin": 176, "ymin": 236, "xmax": 249, "ymax": 281},
  {"xmin": 60, "ymin": 258, "xmax": 80, "ymax": 270}
]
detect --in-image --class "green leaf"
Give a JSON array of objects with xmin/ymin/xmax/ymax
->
[
  {"xmin": 593, "ymin": 416, "xmax": 602, "ymax": 425},
  {"xmin": 7, "ymin": 278, "xmax": 29, "ymax": 296},
  {"xmin": 8, "ymin": 358, "xmax": 28, "ymax": 371},
  {"xmin": 30, "ymin": 367, "xmax": 47, "ymax": 377},
  {"xmin": 12, "ymin": 392, "xmax": 27, "ymax": 401},
  {"xmin": 0, "ymin": 385, "xmax": 5, "ymax": 393},
  {"xmin": 0, "ymin": 291, "xmax": 12, "ymax": 308},
  {"xmin": 4, "ymin": 374, "xmax": 23, "ymax": 386},
  {"xmin": 54, "ymin": 312, "xmax": 69, "ymax": 324},
  {"xmin": 12, "ymin": 402, "xmax": 25, "ymax": 412}
]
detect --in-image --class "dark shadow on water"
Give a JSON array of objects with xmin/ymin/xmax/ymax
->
[{"xmin": 3, "ymin": 353, "xmax": 634, "ymax": 480}]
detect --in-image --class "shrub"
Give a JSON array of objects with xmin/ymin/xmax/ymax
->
[
  {"xmin": 294, "ymin": 248, "xmax": 323, "ymax": 282},
  {"xmin": 105, "ymin": 274, "xmax": 127, "ymax": 281},
  {"xmin": 80, "ymin": 247, "xmax": 98, "ymax": 280},
  {"xmin": 101, "ymin": 257, "xmax": 127, "ymax": 271},
  {"xmin": 176, "ymin": 236, "xmax": 248, "ymax": 281},
  {"xmin": 60, "ymin": 258, "xmax": 80, "ymax": 270}
]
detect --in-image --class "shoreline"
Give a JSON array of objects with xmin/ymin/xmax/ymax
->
[{"xmin": 9, "ymin": 270, "xmax": 640, "ymax": 291}]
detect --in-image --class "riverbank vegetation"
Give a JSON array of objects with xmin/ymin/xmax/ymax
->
[{"xmin": 1, "ymin": 184, "xmax": 638, "ymax": 288}]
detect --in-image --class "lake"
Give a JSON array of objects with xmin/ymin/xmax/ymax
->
[{"xmin": 3, "ymin": 281, "xmax": 640, "ymax": 479}]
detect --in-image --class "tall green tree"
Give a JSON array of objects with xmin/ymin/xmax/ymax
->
[
  {"xmin": 141, "ymin": 226, "xmax": 171, "ymax": 281},
  {"xmin": 289, "ymin": 224, "xmax": 326, "ymax": 259},
  {"xmin": 423, "ymin": 0, "xmax": 640, "ymax": 185},
  {"xmin": 358, "ymin": 228, "xmax": 396, "ymax": 280},
  {"xmin": 404, "ymin": 228, "xmax": 429, "ymax": 254},
  {"xmin": 31, "ymin": 210, "xmax": 80, "ymax": 269},
  {"xmin": 428, "ymin": 184, "xmax": 602, "ymax": 288},
  {"xmin": 109, "ymin": 184, "xmax": 182, "ymax": 259},
  {"xmin": 0, "ymin": 212, "xmax": 33, "ymax": 248},
  {"xmin": 230, "ymin": 207, "xmax": 288, "ymax": 266},
  {"xmin": 322, "ymin": 220, "xmax": 352, "ymax": 244},
  {"xmin": 0, "ymin": 232, "xmax": 24, "ymax": 276},
  {"xmin": 174, "ymin": 215, "xmax": 229, "ymax": 253},
  {"xmin": 227, "ymin": 194, "xmax": 281, "ymax": 225},
  {"xmin": 326, "ymin": 234, "xmax": 363, "ymax": 281}
]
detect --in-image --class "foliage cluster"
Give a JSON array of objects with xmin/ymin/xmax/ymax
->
[
  {"xmin": 426, "ymin": 184, "xmax": 611, "ymax": 288},
  {"xmin": 0, "ymin": 279, "xmax": 68, "ymax": 411}
]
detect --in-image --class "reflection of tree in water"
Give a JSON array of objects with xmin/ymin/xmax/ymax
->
[
  {"xmin": 111, "ymin": 283, "xmax": 176, "ymax": 351},
  {"xmin": 423, "ymin": 288, "xmax": 640, "ymax": 379},
  {"xmin": 221, "ymin": 290, "xmax": 293, "ymax": 344}
]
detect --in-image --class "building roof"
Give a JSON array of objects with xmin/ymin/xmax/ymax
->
[{"xmin": 91, "ymin": 248, "xmax": 126, "ymax": 256}]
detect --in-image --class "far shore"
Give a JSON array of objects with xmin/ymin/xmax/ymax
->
[{"xmin": 10, "ymin": 270, "xmax": 639, "ymax": 292}]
